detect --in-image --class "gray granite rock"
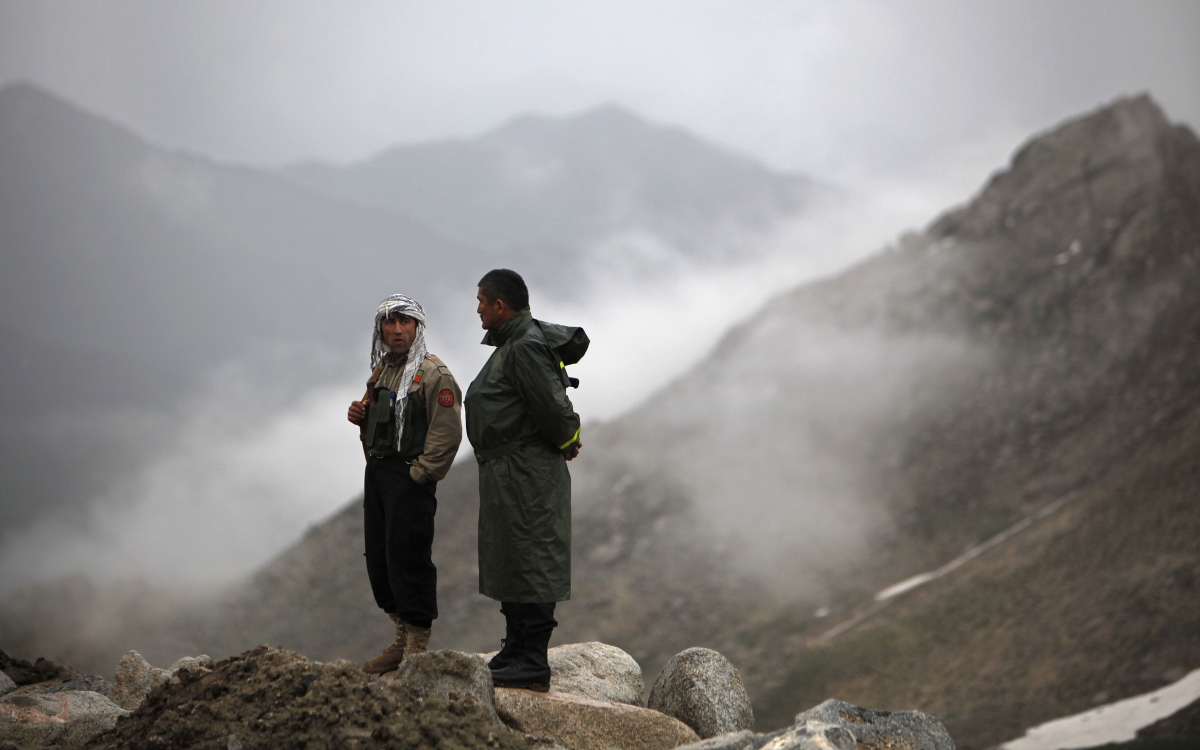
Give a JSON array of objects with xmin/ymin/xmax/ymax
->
[
  {"xmin": 759, "ymin": 722, "xmax": 857, "ymax": 750},
  {"xmin": 45, "ymin": 674, "xmax": 108, "ymax": 695},
  {"xmin": 675, "ymin": 722, "xmax": 859, "ymax": 750},
  {"xmin": 547, "ymin": 642, "xmax": 645, "ymax": 707},
  {"xmin": 0, "ymin": 686, "xmax": 128, "ymax": 747},
  {"xmin": 494, "ymin": 687, "xmax": 699, "ymax": 750},
  {"xmin": 108, "ymin": 651, "xmax": 169, "ymax": 711},
  {"xmin": 167, "ymin": 655, "xmax": 213, "ymax": 674},
  {"xmin": 389, "ymin": 650, "xmax": 501, "ymax": 726},
  {"xmin": 648, "ymin": 647, "xmax": 755, "ymax": 738},
  {"xmin": 0, "ymin": 673, "xmax": 14, "ymax": 698},
  {"xmin": 671, "ymin": 729, "xmax": 757, "ymax": 750},
  {"xmin": 794, "ymin": 699, "xmax": 955, "ymax": 750}
]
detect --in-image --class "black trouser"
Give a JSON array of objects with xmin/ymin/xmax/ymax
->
[
  {"xmin": 364, "ymin": 456, "xmax": 437, "ymax": 627},
  {"xmin": 500, "ymin": 602, "xmax": 557, "ymax": 636}
]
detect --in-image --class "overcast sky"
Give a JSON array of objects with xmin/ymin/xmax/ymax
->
[{"xmin": 2, "ymin": 0, "xmax": 1197, "ymax": 202}]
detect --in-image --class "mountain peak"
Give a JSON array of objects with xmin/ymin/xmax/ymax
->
[
  {"xmin": 487, "ymin": 102, "xmax": 662, "ymax": 145},
  {"xmin": 931, "ymin": 93, "xmax": 1188, "ymax": 240}
]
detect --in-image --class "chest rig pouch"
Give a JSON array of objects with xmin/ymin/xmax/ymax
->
[{"xmin": 365, "ymin": 387, "xmax": 398, "ymax": 457}]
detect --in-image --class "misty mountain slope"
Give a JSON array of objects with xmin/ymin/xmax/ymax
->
[
  {"xmin": 284, "ymin": 104, "xmax": 825, "ymax": 289},
  {"xmin": 0, "ymin": 81, "xmax": 484, "ymax": 533},
  {"xmin": 671, "ymin": 94, "xmax": 1199, "ymax": 747},
  {"xmin": 753, "ymin": 421, "xmax": 1200, "ymax": 750},
  {"xmin": 581, "ymin": 93, "xmax": 1200, "ymax": 592}
]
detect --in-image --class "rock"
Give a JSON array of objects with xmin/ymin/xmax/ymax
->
[
  {"xmin": 495, "ymin": 687, "xmax": 699, "ymax": 750},
  {"xmin": 674, "ymin": 722, "xmax": 860, "ymax": 750},
  {"xmin": 88, "ymin": 645, "xmax": 526, "ymax": 750},
  {"xmin": 45, "ymin": 674, "xmax": 109, "ymax": 695},
  {"xmin": 757, "ymin": 722, "xmax": 857, "ymax": 750},
  {"xmin": 0, "ymin": 685, "xmax": 128, "ymax": 747},
  {"xmin": 0, "ymin": 650, "xmax": 74, "ymax": 686},
  {"xmin": 166, "ymin": 655, "xmax": 213, "ymax": 674},
  {"xmin": 649, "ymin": 647, "xmax": 755, "ymax": 738},
  {"xmin": 547, "ymin": 642, "xmax": 645, "ymax": 706},
  {"xmin": 673, "ymin": 730, "xmax": 758, "ymax": 750},
  {"xmin": 794, "ymin": 699, "xmax": 955, "ymax": 750},
  {"xmin": 479, "ymin": 642, "xmax": 644, "ymax": 706},
  {"xmin": 389, "ymin": 650, "xmax": 501, "ymax": 726},
  {"xmin": 0, "ymin": 674, "xmax": 14, "ymax": 698},
  {"xmin": 107, "ymin": 651, "xmax": 169, "ymax": 711}
]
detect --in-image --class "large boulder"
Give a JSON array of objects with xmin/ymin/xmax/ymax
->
[
  {"xmin": 495, "ymin": 687, "xmax": 700, "ymax": 750},
  {"xmin": 45, "ymin": 674, "xmax": 109, "ymax": 696},
  {"xmin": 106, "ymin": 651, "xmax": 168, "ymax": 711},
  {"xmin": 0, "ymin": 684, "xmax": 128, "ymax": 747},
  {"xmin": 548, "ymin": 642, "xmax": 645, "ymax": 707},
  {"xmin": 480, "ymin": 642, "xmax": 646, "ymax": 706},
  {"xmin": 794, "ymin": 700, "xmax": 955, "ymax": 750},
  {"xmin": 649, "ymin": 648, "xmax": 755, "ymax": 738},
  {"xmin": 390, "ymin": 650, "xmax": 501, "ymax": 726},
  {"xmin": 0, "ymin": 672, "xmax": 15, "ymax": 698}
]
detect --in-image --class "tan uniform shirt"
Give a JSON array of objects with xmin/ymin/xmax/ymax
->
[{"xmin": 363, "ymin": 353, "xmax": 462, "ymax": 484}]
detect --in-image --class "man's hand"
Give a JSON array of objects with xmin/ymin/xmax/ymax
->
[
  {"xmin": 564, "ymin": 438, "xmax": 582, "ymax": 461},
  {"xmin": 347, "ymin": 400, "xmax": 368, "ymax": 426}
]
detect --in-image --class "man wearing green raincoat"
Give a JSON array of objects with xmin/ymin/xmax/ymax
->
[{"xmin": 465, "ymin": 269, "xmax": 587, "ymax": 692}]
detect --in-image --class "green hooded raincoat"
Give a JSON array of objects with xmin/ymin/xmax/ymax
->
[{"xmin": 465, "ymin": 308, "xmax": 587, "ymax": 603}]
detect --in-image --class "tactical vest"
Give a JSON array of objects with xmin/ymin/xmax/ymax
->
[{"xmin": 364, "ymin": 384, "xmax": 428, "ymax": 459}]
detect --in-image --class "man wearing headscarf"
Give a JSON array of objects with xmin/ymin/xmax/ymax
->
[{"xmin": 347, "ymin": 293, "xmax": 462, "ymax": 675}]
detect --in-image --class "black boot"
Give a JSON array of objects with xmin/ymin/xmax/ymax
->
[
  {"xmin": 491, "ymin": 627, "xmax": 552, "ymax": 692},
  {"xmin": 487, "ymin": 605, "xmax": 522, "ymax": 671}
]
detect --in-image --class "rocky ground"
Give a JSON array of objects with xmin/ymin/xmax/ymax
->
[{"xmin": 1, "ymin": 642, "xmax": 954, "ymax": 750}]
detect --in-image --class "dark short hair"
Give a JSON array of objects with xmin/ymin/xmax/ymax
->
[{"xmin": 478, "ymin": 269, "xmax": 529, "ymax": 312}]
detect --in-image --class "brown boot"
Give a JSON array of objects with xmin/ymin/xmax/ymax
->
[
  {"xmin": 364, "ymin": 613, "xmax": 406, "ymax": 674},
  {"xmin": 404, "ymin": 621, "xmax": 432, "ymax": 659}
]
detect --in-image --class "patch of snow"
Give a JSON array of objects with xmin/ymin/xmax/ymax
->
[
  {"xmin": 875, "ymin": 491, "xmax": 1078, "ymax": 602},
  {"xmin": 1001, "ymin": 668, "xmax": 1200, "ymax": 750}
]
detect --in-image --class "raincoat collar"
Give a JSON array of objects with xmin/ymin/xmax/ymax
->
[{"xmin": 482, "ymin": 308, "xmax": 533, "ymax": 347}]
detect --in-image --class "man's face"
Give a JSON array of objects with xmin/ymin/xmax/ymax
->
[
  {"xmin": 381, "ymin": 313, "xmax": 417, "ymax": 356},
  {"xmin": 477, "ymin": 288, "xmax": 507, "ymax": 330}
]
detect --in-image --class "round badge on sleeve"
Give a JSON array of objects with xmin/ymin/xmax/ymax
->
[{"xmin": 438, "ymin": 389, "xmax": 455, "ymax": 407}]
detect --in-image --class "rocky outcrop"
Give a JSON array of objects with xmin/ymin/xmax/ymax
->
[
  {"xmin": 166, "ymin": 655, "xmax": 213, "ymax": 674},
  {"xmin": 0, "ymin": 683, "xmax": 128, "ymax": 748},
  {"xmin": 0, "ymin": 672, "xmax": 15, "ymax": 698},
  {"xmin": 45, "ymin": 675, "xmax": 109, "ymax": 695},
  {"xmin": 793, "ymin": 700, "xmax": 955, "ymax": 750},
  {"xmin": 0, "ymin": 651, "xmax": 73, "ymax": 686},
  {"xmin": 495, "ymin": 687, "xmax": 699, "ymax": 750},
  {"xmin": 649, "ymin": 648, "xmax": 755, "ymax": 738},
  {"xmin": 389, "ymin": 650, "xmax": 501, "ymax": 727},
  {"xmin": 106, "ymin": 651, "xmax": 169, "ymax": 711},
  {"xmin": 86, "ymin": 645, "xmax": 525, "ymax": 750},
  {"xmin": 675, "ymin": 700, "xmax": 953, "ymax": 750}
]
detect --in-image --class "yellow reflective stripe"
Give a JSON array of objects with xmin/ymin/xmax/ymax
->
[
  {"xmin": 559, "ymin": 427, "xmax": 581, "ymax": 450},
  {"xmin": 559, "ymin": 361, "xmax": 565, "ymax": 368}
]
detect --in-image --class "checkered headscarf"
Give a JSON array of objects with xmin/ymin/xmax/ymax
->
[{"xmin": 371, "ymin": 294, "xmax": 427, "ymax": 435}]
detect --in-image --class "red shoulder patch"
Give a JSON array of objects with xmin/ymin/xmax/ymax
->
[{"xmin": 437, "ymin": 389, "xmax": 455, "ymax": 407}]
